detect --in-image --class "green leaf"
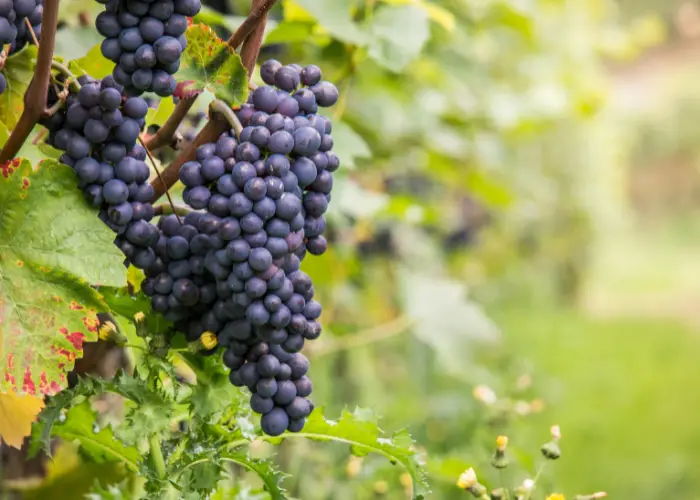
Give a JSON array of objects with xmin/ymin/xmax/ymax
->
[
  {"xmin": 329, "ymin": 121, "xmax": 371, "ymax": 169},
  {"xmin": 54, "ymin": 27, "xmax": 105, "ymax": 60},
  {"xmin": 30, "ymin": 373, "xmax": 170, "ymax": 457},
  {"xmin": 367, "ymin": 5, "xmax": 430, "ymax": 72},
  {"xmin": 241, "ymin": 408, "xmax": 430, "ymax": 499},
  {"xmin": 0, "ymin": 47, "xmax": 37, "ymax": 129},
  {"xmin": 287, "ymin": 0, "xmax": 368, "ymax": 45},
  {"xmin": 0, "ymin": 160, "xmax": 126, "ymax": 395},
  {"xmin": 145, "ymin": 98, "xmax": 176, "ymax": 130},
  {"xmin": 178, "ymin": 24, "xmax": 249, "ymax": 104},
  {"xmin": 265, "ymin": 21, "xmax": 319, "ymax": 45},
  {"xmin": 70, "ymin": 44, "xmax": 115, "ymax": 80},
  {"xmin": 52, "ymin": 402, "xmax": 141, "ymax": 470},
  {"xmin": 220, "ymin": 452, "xmax": 288, "ymax": 499}
]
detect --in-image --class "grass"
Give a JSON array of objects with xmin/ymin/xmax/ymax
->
[{"xmin": 493, "ymin": 306, "xmax": 700, "ymax": 499}]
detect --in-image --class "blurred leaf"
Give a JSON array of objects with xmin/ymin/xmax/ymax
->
[
  {"xmin": 178, "ymin": 24, "xmax": 249, "ymax": 104},
  {"xmin": 54, "ymin": 28, "xmax": 104, "ymax": 60},
  {"xmin": 286, "ymin": 0, "xmax": 368, "ymax": 44},
  {"xmin": 330, "ymin": 121, "xmax": 371, "ymax": 169},
  {"xmin": 70, "ymin": 44, "xmax": 115, "ymax": 80},
  {"xmin": 0, "ymin": 392, "xmax": 44, "ymax": 448},
  {"xmin": 334, "ymin": 177, "xmax": 389, "ymax": 219},
  {"xmin": 380, "ymin": 0, "xmax": 455, "ymax": 32},
  {"xmin": 52, "ymin": 402, "xmax": 140, "ymax": 470},
  {"xmin": 400, "ymin": 269, "xmax": 500, "ymax": 373},
  {"xmin": 367, "ymin": 5, "xmax": 429, "ymax": 72},
  {"xmin": 0, "ymin": 46, "xmax": 37, "ymax": 129},
  {"xmin": 265, "ymin": 21, "xmax": 320, "ymax": 45}
]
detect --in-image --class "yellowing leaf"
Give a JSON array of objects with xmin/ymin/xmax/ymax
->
[
  {"xmin": 423, "ymin": 3, "xmax": 455, "ymax": 32},
  {"xmin": 0, "ymin": 391, "xmax": 44, "ymax": 448}
]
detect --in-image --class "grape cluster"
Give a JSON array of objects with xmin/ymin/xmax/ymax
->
[
  {"xmin": 95, "ymin": 0, "xmax": 200, "ymax": 97},
  {"xmin": 0, "ymin": 0, "xmax": 44, "ymax": 94},
  {"xmin": 39, "ymin": 76, "xmax": 159, "ymax": 270},
  {"xmin": 139, "ymin": 60, "xmax": 339, "ymax": 435}
]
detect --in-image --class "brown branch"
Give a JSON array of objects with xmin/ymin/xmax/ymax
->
[
  {"xmin": 138, "ymin": 135, "xmax": 183, "ymax": 224},
  {"xmin": 143, "ymin": 94, "xmax": 198, "ymax": 151},
  {"xmin": 228, "ymin": 0, "xmax": 277, "ymax": 51},
  {"xmin": 241, "ymin": 0, "xmax": 269, "ymax": 78},
  {"xmin": 149, "ymin": 0, "xmax": 270, "ymax": 202},
  {"xmin": 149, "ymin": 117, "xmax": 228, "ymax": 201},
  {"xmin": 0, "ymin": 0, "xmax": 59, "ymax": 164}
]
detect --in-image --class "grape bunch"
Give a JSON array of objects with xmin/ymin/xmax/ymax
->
[
  {"xmin": 39, "ymin": 75, "xmax": 160, "ymax": 270},
  {"xmin": 138, "ymin": 60, "xmax": 340, "ymax": 435},
  {"xmin": 95, "ymin": 0, "xmax": 200, "ymax": 97},
  {"xmin": 0, "ymin": 0, "xmax": 44, "ymax": 94}
]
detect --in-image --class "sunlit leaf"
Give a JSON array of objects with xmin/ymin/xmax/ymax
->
[
  {"xmin": 0, "ymin": 391, "xmax": 44, "ymax": 448},
  {"xmin": 0, "ymin": 160, "xmax": 126, "ymax": 395},
  {"xmin": 145, "ymin": 97, "xmax": 176, "ymax": 130},
  {"xmin": 0, "ymin": 47, "xmax": 37, "ymax": 129},
  {"xmin": 178, "ymin": 24, "xmax": 249, "ymax": 104},
  {"xmin": 70, "ymin": 44, "xmax": 115, "ymax": 80},
  {"xmin": 54, "ymin": 28, "xmax": 104, "ymax": 60}
]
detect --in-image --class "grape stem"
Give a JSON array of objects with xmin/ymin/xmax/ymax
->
[
  {"xmin": 50, "ymin": 60, "xmax": 81, "ymax": 92},
  {"xmin": 210, "ymin": 99, "xmax": 243, "ymax": 136},
  {"xmin": 153, "ymin": 203, "xmax": 192, "ymax": 217},
  {"xmin": 149, "ymin": 0, "xmax": 268, "ymax": 202},
  {"xmin": 138, "ymin": 134, "xmax": 183, "ymax": 224},
  {"xmin": 0, "ymin": 0, "xmax": 59, "ymax": 164}
]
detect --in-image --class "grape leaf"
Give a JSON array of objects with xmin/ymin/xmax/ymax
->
[
  {"xmin": 178, "ymin": 24, "xmax": 249, "ymax": 104},
  {"xmin": 52, "ymin": 401, "xmax": 140, "ymax": 470},
  {"xmin": 0, "ymin": 159, "xmax": 126, "ymax": 395},
  {"xmin": 0, "ymin": 391, "xmax": 44, "ymax": 448},
  {"xmin": 0, "ymin": 46, "xmax": 37, "ymax": 129},
  {"xmin": 367, "ymin": 5, "xmax": 430, "ymax": 72},
  {"xmin": 70, "ymin": 44, "xmax": 115, "ymax": 80}
]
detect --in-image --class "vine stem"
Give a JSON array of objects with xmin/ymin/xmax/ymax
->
[
  {"xmin": 211, "ymin": 99, "xmax": 243, "ymax": 136},
  {"xmin": 153, "ymin": 203, "xmax": 192, "ymax": 217},
  {"xmin": 149, "ymin": 0, "xmax": 269, "ymax": 202},
  {"xmin": 227, "ymin": 0, "xmax": 277, "ymax": 50},
  {"xmin": 0, "ymin": 0, "xmax": 59, "ymax": 164},
  {"xmin": 148, "ymin": 434, "xmax": 166, "ymax": 480}
]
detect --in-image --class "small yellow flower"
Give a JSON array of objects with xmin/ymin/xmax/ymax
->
[
  {"xmin": 98, "ymin": 321, "xmax": 118, "ymax": 341},
  {"xmin": 134, "ymin": 311, "xmax": 145, "ymax": 322},
  {"xmin": 546, "ymin": 494, "xmax": 565, "ymax": 500},
  {"xmin": 200, "ymin": 331, "xmax": 218, "ymax": 350},
  {"xmin": 457, "ymin": 468, "xmax": 478, "ymax": 489},
  {"xmin": 373, "ymin": 481, "xmax": 388, "ymax": 494},
  {"xmin": 496, "ymin": 435, "xmax": 508, "ymax": 451}
]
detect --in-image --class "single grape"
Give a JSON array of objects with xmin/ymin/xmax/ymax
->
[{"xmin": 261, "ymin": 407, "xmax": 289, "ymax": 436}]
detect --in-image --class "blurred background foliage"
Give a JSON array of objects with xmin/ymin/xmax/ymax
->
[{"xmin": 36, "ymin": 0, "xmax": 700, "ymax": 498}]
